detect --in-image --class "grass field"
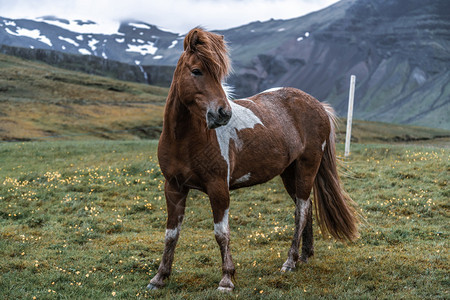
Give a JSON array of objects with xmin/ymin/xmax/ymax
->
[
  {"xmin": 0, "ymin": 52, "xmax": 449, "ymax": 299},
  {"xmin": 0, "ymin": 140, "xmax": 448, "ymax": 299}
]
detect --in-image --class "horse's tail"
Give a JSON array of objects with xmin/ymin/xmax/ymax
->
[{"xmin": 313, "ymin": 103, "xmax": 360, "ymax": 242}]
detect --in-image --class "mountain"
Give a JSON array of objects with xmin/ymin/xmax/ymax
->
[
  {"xmin": 0, "ymin": 0, "xmax": 449, "ymax": 129},
  {"xmin": 0, "ymin": 16, "xmax": 183, "ymax": 65},
  {"xmin": 221, "ymin": 0, "xmax": 450, "ymax": 129},
  {"xmin": 0, "ymin": 44, "xmax": 175, "ymax": 87}
]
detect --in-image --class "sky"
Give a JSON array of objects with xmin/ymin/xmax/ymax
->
[{"xmin": 0, "ymin": 0, "xmax": 340, "ymax": 34}]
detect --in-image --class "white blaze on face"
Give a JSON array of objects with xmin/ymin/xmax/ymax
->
[{"xmin": 215, "ymin": 101, "xmax": 263, "ymax": 184}]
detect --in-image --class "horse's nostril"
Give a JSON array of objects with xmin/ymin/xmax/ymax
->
[
  {"xmin": 218, "ymin": 107, "xmax": 226, "ymax": 117},
  {"xmin": 218, "ymin": 107, "xmax": 231, "ymax": 119},
  {"xmin": 206, "ymin": 107, "xmax": 231, "ymax": 129}
]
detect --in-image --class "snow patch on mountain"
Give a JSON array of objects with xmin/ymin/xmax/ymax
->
[
  {"xmin": 78, "ymin": 48, "xmax": 91, "ymax": 55},
  {"xmin": 128, "ymin": 22, "xmax": 151, "ymax": 30},
  {"xmin": 297, "ymin": 32, "xmax": 310, "ymax": 41},
  {"xmin": 58, "ymin": 36, "xmax": 79, "ymax": 47},
  {"xmin": 3, "ymin": 20, "xmax": 16, "ymax": 26},
  {"xmin": 88, "ymin": 38, "xmax": 99, "ymax": 51},
  {"xmin": 168, "ymin": 40, "xmax": 178, "ymax": 49},
  {"xmin": 6, "ymin": 27, "xmax": 52, "ymax": 47},
  {"xmin": 125, "ymin": 42, "xmax": 158, "ymax": 55},
  {"xmin": 36, "ymin": 17, "xmax": 121, "ymax": 35}
]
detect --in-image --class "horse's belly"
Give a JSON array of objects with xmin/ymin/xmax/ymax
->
[
  {"xmin": 229, "ymin": 140, "xmax": 294, "ymax": 189},
  {"xmin": 229, "ymin": 171, "xmax": 279, "ymax": 190}
]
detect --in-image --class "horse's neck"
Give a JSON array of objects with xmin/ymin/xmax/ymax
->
[{"xmin": 163, "ymin": 94, "xmax": 204, "ymax": 141}]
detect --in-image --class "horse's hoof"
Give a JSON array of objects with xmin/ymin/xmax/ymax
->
[
  {"xmin": 218, "ymin": 286, "xmax": 233, "ymax": 293},
  {"xmin": 146, "ymin": 283, "xmax": 160, "ymax": 290},
  {"xmin": 281, "ymin": 266, "xmax": 295, "ymax": 272}
]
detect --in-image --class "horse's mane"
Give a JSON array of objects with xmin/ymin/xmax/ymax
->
[{"xmin": 183, "ymin": 27, "xmax": 231, "ymax": 82}]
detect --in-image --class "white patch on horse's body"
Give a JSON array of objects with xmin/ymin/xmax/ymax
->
[
  {"xmin": 234, "ymin": 172, "xmax": 251, "ymax": 184},
  {"xmin": 214, "ymin": 209, "xmax": 229, "ymax": 237},
  {"xmin": 165, "ymin": 222, "xmax": 182, "ymax": 240},
  {"xmin": 236, "ymin": 98, "xmax": 254, "ymax": 103},
  {"xmin": 215, "ymin": 101, "xmax": 264, "ymax": 184},
  {"xmin": 296, "ymin": 197, "xmax": 309, "ymax": 219},
  {"xmin": 261, "ymin": 87, "xmax": 283, "ymax": 93},
  {"xmin": 322, "ymin": 141, "xmax": 327, "ymax": 151},
  {"xmin": 281, "ymin": 197, "xmax": 310, "ymax": 272}
]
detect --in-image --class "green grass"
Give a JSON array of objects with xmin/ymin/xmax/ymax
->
[{"xmin": 0, "ymin": 140, "xmax": 448, "ymax": 299}]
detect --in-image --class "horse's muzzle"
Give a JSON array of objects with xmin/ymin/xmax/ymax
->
[{"xmin": 207, "ymin": 107, "xmax": 232, "ymax": 129}]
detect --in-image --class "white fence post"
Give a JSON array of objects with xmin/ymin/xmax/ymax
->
[{"xmin": 345, "ymin": 75, "xmax": 356, "ymax": 157}]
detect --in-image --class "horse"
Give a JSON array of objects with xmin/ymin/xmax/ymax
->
[{"xmin": 147, "ymin": 27, "xmax": 360, "ymax": 292}]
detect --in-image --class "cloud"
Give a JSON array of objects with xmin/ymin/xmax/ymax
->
[{"xmin": 0, "ymin": 0, "xmax": 339, "ymax": 33}]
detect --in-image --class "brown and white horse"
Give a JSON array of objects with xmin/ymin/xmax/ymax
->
[{"xmin": 148, "ymin": 28, "xmax": 359, "ymax": 292}]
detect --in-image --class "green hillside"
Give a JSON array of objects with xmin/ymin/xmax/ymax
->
[
  {"xmin": 0, "ymin": 53, "xmax": 448, "ymax": 144},
  {"xmin": 0, "ymin": 53, "xmax": 167, "ymax": 141}
]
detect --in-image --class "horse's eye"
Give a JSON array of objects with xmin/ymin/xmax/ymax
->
[{"xmin": 191, "ymin": 69, "xmax": 203, "ymax": 76}]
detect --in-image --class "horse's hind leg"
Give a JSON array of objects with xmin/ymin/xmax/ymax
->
[
  {"xmin": 300, "ymin": 202, "xmax": 314, "ymax": 262},
  {"xmin": 148, "ymin": 179, "xmax": 188, "ymax": 290},
  {"xmin": 280, "ymin": 159, "xmax": 318, "ymax": 272}
]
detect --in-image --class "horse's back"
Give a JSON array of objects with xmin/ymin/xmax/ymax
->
[
  {"xmin": 228, "ymin": 87, "xmax": 331, "ymax": 188},
  {"xmin": 243, "ymin": 87, "xmax": 331, "ymax": 146}
]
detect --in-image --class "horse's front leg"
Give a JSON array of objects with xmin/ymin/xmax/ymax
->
[
  {"xmin": 147, "ymin": 179, "xmax": 188, "ymax": 290},
  {"xmin": 207, "ymin": 182, "xmax": 235, "ymax": 292}
]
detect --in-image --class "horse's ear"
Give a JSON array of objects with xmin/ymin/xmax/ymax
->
[
  {"xmin": 190, "ymin": 31, "xmax": 200, "ymax": 51},
  {"xmin": 184, "ymin": 29, "xmax": 201, "ymax": 52}
]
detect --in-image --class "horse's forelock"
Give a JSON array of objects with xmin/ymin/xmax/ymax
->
[
  {"xmin": 183, "ymin": 28, "xmax": 231, "ymax": 82},
  {"xmin": 183, "ymin": 28, "xmax": 200, "ymax": 53}
]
